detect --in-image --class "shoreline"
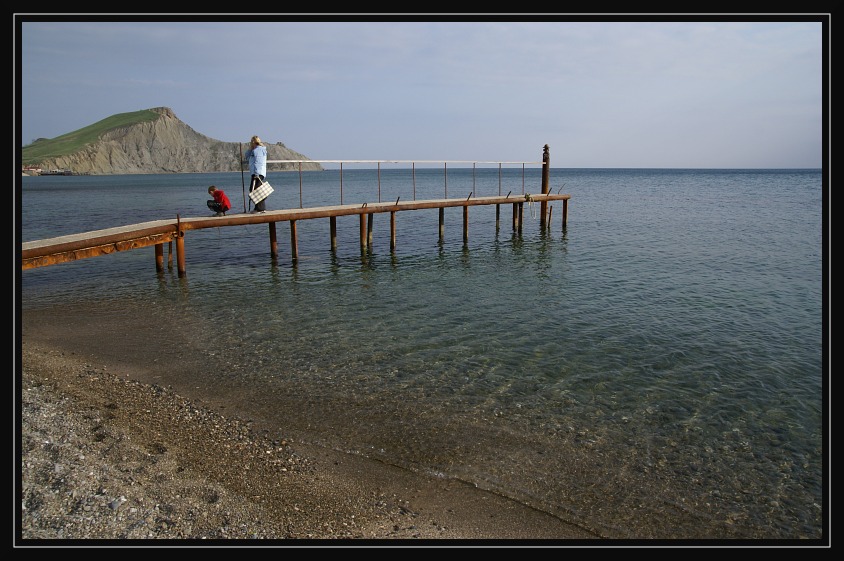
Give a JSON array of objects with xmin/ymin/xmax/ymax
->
[{"xmin": 18, "ymin": 338, "xmax": 598, "ymax": 544}]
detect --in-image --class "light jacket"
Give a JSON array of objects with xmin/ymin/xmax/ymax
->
[{"xmin": 244, "ymin": 145, "xmax": 267, "ymax": 177}]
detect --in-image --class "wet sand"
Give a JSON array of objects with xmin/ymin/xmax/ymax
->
[{"xmin": 18, "ymin": 309, "xmax": 599, "ymax": 544}]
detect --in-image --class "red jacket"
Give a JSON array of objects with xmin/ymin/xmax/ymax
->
[{"xmin": 213, "ymin": 190, "xmax": 232, "ymax": 212}]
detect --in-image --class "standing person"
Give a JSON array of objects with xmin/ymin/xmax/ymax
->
[
  {"xmin": 207, "ymin": 185, "xmax": 232, "ymax": 216},
  {"xmin": 243, "ymin": 135, "xmax": 269, "ymax": 213}
]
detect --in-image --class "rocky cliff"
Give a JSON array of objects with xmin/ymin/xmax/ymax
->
[{"xmin": 30, "ymin": 107, "xmax": 321, "ymax": 175}]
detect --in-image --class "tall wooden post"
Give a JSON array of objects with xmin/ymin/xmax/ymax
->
[{"xmin": 540, "ymin": 144, "xmax": 550, "ymax": 228}]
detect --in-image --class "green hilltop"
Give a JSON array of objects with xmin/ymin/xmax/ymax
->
[{"xmin": 21, "ymin": 109, "xmax": 160, "ymax": 165}]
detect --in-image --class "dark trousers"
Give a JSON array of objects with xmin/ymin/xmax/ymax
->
[
  {"xmin": 207, "ymin": 200, "xmax": 226, "ymax": 213},
  {"xmin": 250, "ymin": 174, "xmax": 267, "ymax": 211}
]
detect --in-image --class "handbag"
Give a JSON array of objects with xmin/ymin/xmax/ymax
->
[{"xmin": 249, "ymin": 179, "xmax": 274, "ymax": 204}]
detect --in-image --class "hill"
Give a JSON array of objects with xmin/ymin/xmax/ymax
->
[{"xmin": 21, "ymin": 107, "xmax": 322, "ymax": 175}]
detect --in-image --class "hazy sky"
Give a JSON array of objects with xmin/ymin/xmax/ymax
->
[{"xmin": 17, "ymin": 16, "xmax": 826, "ymax": 168}]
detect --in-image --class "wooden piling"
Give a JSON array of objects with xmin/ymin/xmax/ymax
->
[
  {"xmin": 289, "ymin": 221, "xmax": 297, "ymax": 260},
  {"xmin": 270, "ymin": 222, "xmax": 278, "ymax": 259},
  {"xmin": 330, "ymin": 216, "xmax": 337, "ymax": 251},
  {"xmin": 562, "ymin": 199, "xmax": 568, "ymax": 230},
  {"xmin": 176, "ymin": 215, "xmax": 186, "ymax": 278},
  {"xmin": 176, "ymin": 234, "xmax": 186, "ymax": 278},
  {"xmin": 518, "ymin": 203, "xmax": 524, "ymax": 233}
]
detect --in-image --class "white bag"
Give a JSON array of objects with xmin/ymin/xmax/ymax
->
[{"xmin": 249, "ymin": 180, "xmax": 274, "ymax": 204}]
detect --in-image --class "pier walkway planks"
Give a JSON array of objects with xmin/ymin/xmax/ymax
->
[{"xmin": 21, "ymin": 193, "xmax": 570, "ymax": 275}]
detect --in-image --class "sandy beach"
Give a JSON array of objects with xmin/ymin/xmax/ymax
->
[{"xmin": 18, "ymin": 331, "xmax": 598, "ymax": 545}]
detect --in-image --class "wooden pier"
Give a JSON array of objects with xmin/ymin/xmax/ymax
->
[
  {"xmin": 21, "ymin": 193, "xmax": 570, "ymax": 276},
  {"xmin": 21, "ymin": 146, "xmax": 570, "ymax": 277}
]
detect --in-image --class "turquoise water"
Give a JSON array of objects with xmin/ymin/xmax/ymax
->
[{"xmin": 18, "ymin": 168, "xmax": 826, "ymax": 540}]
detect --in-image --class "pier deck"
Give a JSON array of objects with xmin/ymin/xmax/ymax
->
[{"xmin": 21, "ymin": 193, "xmax": 570, "ymax": 276}]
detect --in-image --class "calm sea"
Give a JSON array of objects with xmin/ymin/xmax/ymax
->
[{"xmin": 18, "ymin": 167, "xmax": 826, "ymax": 540}]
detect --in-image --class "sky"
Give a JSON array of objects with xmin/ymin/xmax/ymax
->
[{"xmin": 16, "ymin": 16, "xmax": 827, "ymax": 169}]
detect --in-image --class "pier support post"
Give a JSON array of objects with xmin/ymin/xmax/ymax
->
[
  {"xmin": 155, "ymin": 243, "xmax": 164, "ymax": 272},
  {"xmin": 330, "ymin": 216, "xmax": 337, "ymax": 251},
  {"xmin": 439, "ymin": 208, "xmax": 445, "ymax": 241},
  {"xmin": 463, "ymin": 206, "xmax": 469, "ymax": 243},
  {"xmin": 368, "ymin": 213, "xmax": 374, "ymax": 246},
  {"xmin": 360, "ymin": 213, "xmax": 367, "ymax": 251},
  {"xmin": 562, "ymin": 199, "xmax": 568, "ymax": 230},
  {"xmin": 175, "ymin": 215, "xmax": 186, "ymax": 278},
  {"xmin": 390, "ymin": 211, "xmax": 396, "ymax": 251},
  {"xmin": 270, "ymin": 222, "xmax": 278, "ymax": 259},
  {"xmin": 289, "ymin": 221, "xmax": 297, "ymax": 261},
  {"xmin": 176, "ymin": 234, "xmax": 186, "ymax": 278},
  {"xmin": 518, "ymin": 203, "xmax": 524, "ymax": 234}
]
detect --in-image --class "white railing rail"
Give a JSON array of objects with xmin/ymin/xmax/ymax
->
[{"xmin": 265, "ymin": 159, "xmax": 546, "ymax": 207}]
